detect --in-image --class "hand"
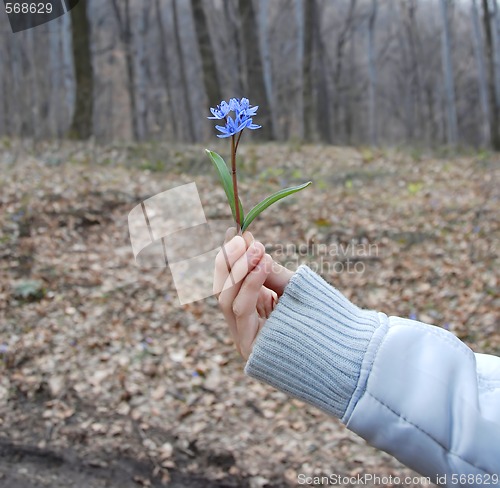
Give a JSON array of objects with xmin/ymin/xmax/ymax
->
[{"xmin": 214, "ymin": 228, "xmax": 294, "ymax": 360}]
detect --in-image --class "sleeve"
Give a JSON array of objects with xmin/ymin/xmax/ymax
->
[{"xmin": 244, "ymin": 265, "xmax": 500, "ymax": 485}]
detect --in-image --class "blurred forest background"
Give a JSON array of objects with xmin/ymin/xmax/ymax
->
[{"xmin": 1, "ymin": 0, "xmax": 500, "ymax": 148}]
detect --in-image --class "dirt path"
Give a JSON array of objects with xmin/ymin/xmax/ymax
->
[{"xmin": 1, "ymin": 142, "xmax": 498, "ymax": 487}]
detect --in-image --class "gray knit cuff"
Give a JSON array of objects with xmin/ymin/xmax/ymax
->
[{"xmin": 244, "ymin": 265, "xmax": 381, "ymax": 419}]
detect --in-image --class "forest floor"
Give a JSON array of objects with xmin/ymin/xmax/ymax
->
[{"xmin": 0, "ymin": 140, "xmax": 499, "ymax": 487}]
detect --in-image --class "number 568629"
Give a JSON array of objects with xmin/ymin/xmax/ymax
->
[{"xmin": 5, "ymin": 3, "xmax": 54, "ymax": 14}]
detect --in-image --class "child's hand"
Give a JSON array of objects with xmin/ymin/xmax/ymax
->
[{"xmin": 214, "ymin": 228, "xmax": 294, "ymax": 360}]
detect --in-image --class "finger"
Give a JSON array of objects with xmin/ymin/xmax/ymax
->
[
  {"xmin": 242, "ymin": 230, "xmax": 254, "ymax": 249},
  {"xmin": 219, "ymin": 241, "xmax": 265, "ymax": 311},
  {"xmin": 233, "ymin": 254, "xmax": 273, "ymax": 351},
  {"xmin": 224, "ymin": 227, "xmax": 237, "ymax": 244},
  {"xmin": 213, "ymin": 235, "xmax": 246, "ymax": 295},
  {"xmin": 218, "ymin": 242, "xmax": 265, "ymax": 344},
  {"xmin": 256, "ymin": 286, "xmax": 278, "ymax": 318},
  {"xmin": 264, "ymin": 260, "xmax": 294, "ymax": 297}
]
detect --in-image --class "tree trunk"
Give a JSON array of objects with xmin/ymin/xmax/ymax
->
[
  {"xmin": 345, "ymin": 25, "xmax": 356, "ymax": 144},
  {"xmin": 472, "ymin": 0, "xmax": 491, "ymax": 146},
  {"xmin": 314, "ymin": 4, "xmax": 332, "ymax": 143},
  {"xmin": 482, "ymin": 0, "xmax": 500, "ymax": 149},
  {"xmin": 0, "ymin": 37, "xmax": 5, "ymax": 135},
  {"xmin": 238, "ymin": 0, "xmax": 272, "ymax": 139},
  {"xmin": 26, "ymin": 29, "xmax": 40, "ymax": 140},
  {"xmin": 134, "ymin": 4, "xmax": 149, "ymax": 140},
  {"xmin": 191, "ymin": 0, "xmax": 222, "ymax": 111},
  {"xmin": 8, "ymin": 38, "xmax": 22, "ymax": 136},
  {"xmin": 49, "ymin": 20, "xmax": 61, "ymax": 137},
  {"xmin": 439, "ymin": 0, "xmax": 458, "ymax": 146},
  {"xmin": 367, "ymin": 0, "xmax": 378, "ymax": 146},
  {"xmin": 294, "ymin": 0, "xmax": 304, "ymax": 140},
  {"xmin": 61, "ymin": 11, "xmax": 74, "ymax": 134},
  {"xmin": 258, "ymin": 0, "xmax": 277, "ymax": 138},
  {"xmin": 333, "ymin": 0, "xmax": 357, "ymax": 142},
  {"xmin": 68, "ymin": 0, "xmax": 93, "ymax": 139},
  {"xmin": 405, "ymin": 0, "xmax": 424, "ymax": 142},
  {"xmin": 223, "ymin": 0, "xmax": 244, "ymax": 95},
  {"xmin": 490, "ymin": 0, "xmax": 500, "ymax": 109},
  {"xmin": 303, "ymin": 0, "xmax": 316, "ymax": 140},
  {"xmin": 111, "ymin": 0, "xmax": 141, "ymax": 140},
  {"xmin": 172, "ymin": 0, "xmax": 196, "ymax": 142},
  {"xmin": 154, "ymin": 0, "xmax": 177, "ymax": 139}
]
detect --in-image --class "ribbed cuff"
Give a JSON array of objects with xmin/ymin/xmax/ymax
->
[{"xmin": 244, "ymin": 265, "xmax": 381, "ymax": 419}]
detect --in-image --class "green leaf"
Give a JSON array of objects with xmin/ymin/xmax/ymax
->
[
  {"xmin": 12, "ymin": 280, "xmax": 46, "ymax": 301},
  {"xmin": 241, "ymin": 181, "xmax": 312, "ymax": 232},
  {"xmin": 205, "ymin": 149, "xmax": 244, "ymax": 222}
]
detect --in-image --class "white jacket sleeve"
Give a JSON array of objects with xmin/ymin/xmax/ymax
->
[{"xmin": 245, "ymin": 266, "xmax": 500, "ymax": 487}]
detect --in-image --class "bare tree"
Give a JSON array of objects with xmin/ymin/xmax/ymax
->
[
  {"xmin": 154, "ymin": 0, "xmax": 177, "ymax": 139},
  {"xmin": 238, "ymin": 0, "xmax": 272, "ymax": 139},
  {"xmin": 303, "ymin": 0, "xmax": 317, "ymax": 141},
  {"xmin": 332, "ymin": 0, "xmax": 358, "ymax": 141},
  {"xmin": 345, "ymin": 20, "xmax": 357, "ymax": 144},
  {"xmin": 49, "ymin": 20, "xmax": 62, "ymax": 137},
  {"xmin": 111, "ymin": 0, "xmax": 141, "ymax": 140},
  {"xmin": 258, "ymin": 0, "xmax": 277, "ymax": 138},
  {"xmin": 439, "ymin": 0, "xmax": 458, "ymax": 146},
  {"xmin": 490, "ymin": 0, "xmax": 500, "ymax": 107},
  {"xmin": 172, "ymin": 0, "xmax": 196, "ymax": 142},
  {"xmin": 8, "ymin": 35, "xmax": 23, "ymax": 136},
  {"xmin": 314, "ymin": 3, "xmax": 332, "ymax": 143},
  {"xmin": 367, "ymin": 0, "xmax": 378, "ymax": 146},
  {"xmin": 294, "ymin": 0, "xmax": 305, "ymax": 139},
  {"xmin": 223, "ymin": 0, "xmax": 244, "ymax": 96},
  {"xmin": 472, "ymin": 0, "xmax": 491, "ymax": 145},
  {"xmin": 69, "ymin": 1, "xmax": 93, "ymax": 139},
  {"xmin": 482, "ymin": 0, "xmax": 500, "ymax": 149},
  {"xmin": 134, "ymin": 3, "xmax": 149, "ymax": 139},
  {"xmin": 403, "ymin": 0, "xmax": 424, "ymax": 141},
  {"xmin": 0, "ymin": 33, "xmax": 6, "ymax": 135},
  {"xmin": 191, "ymin": 0, "xmax": 222, "ymax": 109},
  {"xmin": 61, "ymin": 12, "xmax": 75, "ymax": 135}
]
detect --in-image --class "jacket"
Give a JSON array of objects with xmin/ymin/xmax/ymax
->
[{"xmin": 245, "ymin": 265, "xmax": 500, "ymax": 487}]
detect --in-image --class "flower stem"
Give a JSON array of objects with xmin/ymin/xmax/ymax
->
[
  {"xmin": 234, "ymin": 130, "xmax": 244, "ymax": 154},
  {"xmin": 231, "ymin": 134, "xmax": 241, "ymax": 233}
]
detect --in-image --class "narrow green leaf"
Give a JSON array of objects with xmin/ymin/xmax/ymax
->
[
  {"xmin": 241, "ymin": 181, "xmax": 312, "ymax": 232},
  {"xmin": 205, "ymin": 149, "xmax": 244, "ymax": 222}
]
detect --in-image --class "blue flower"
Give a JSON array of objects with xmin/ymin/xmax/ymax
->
[
  {"xmin": 208, "ymin": 101, "xmax": 230, "ymax": 120},
  {"xmin": 215, "ymin": 115, "xmax": 248, "ymax": 138},
  {"xmin": 230, "ymin": 98, "xmax": 259, "ymax": 119},
  {"xmin": 209, "ymin": 97, "xmax": 261, "ymax": 137}
]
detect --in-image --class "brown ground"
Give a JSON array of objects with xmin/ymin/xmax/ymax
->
[{"xmin": 0, "ymin": 140, "xmax": 498, "ymax": 487}]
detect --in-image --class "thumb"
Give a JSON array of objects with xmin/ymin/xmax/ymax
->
[{"xmin": 264, "ymin": 260, "xmax": 294, "ymax": 297}]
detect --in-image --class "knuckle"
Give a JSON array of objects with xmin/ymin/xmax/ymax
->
[{"xmin": 232, "ymin": 300, "xmax": 244, "ymax": 318}]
